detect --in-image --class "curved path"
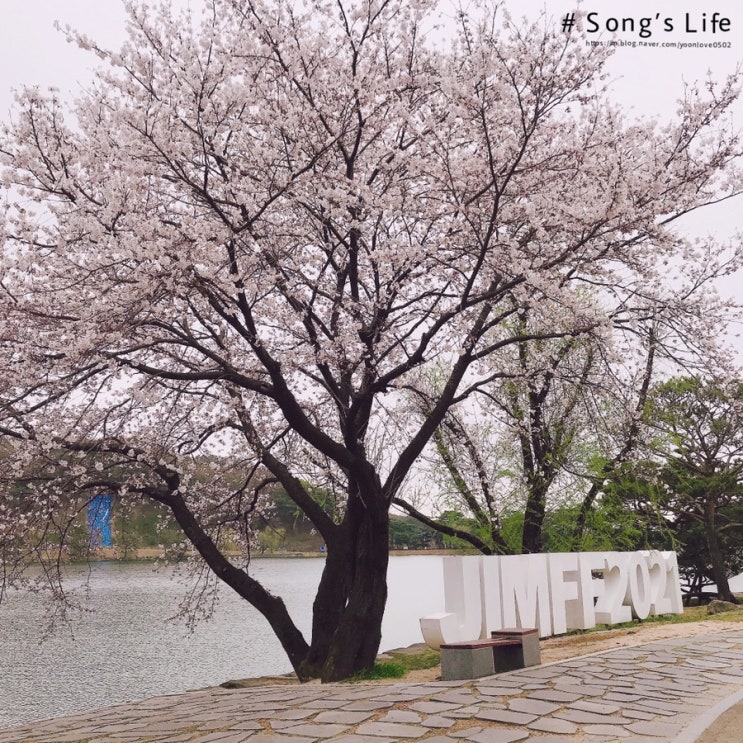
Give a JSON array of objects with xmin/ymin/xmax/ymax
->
[{"xmin": 2, "ymin": 628, "xmax": 743, "ymax": 743}]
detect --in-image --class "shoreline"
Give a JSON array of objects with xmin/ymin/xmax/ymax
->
[{"xmin": 77, "ymin": 547, "xmax": 463, "ymax": 561}]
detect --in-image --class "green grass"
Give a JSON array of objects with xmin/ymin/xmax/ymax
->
[
  {"xmin": 347, "ymin": 662, "xmax": 407, "ymax": 681},
  {"xmin": 385, "ymin": 648, "xmax": 441, "ymax": 671},
  {"xmin": 559, "ymin": 603, "xmax": 743, "ymax": 639},
  {"xmin": 346, "ymin": 647, "xmax": 441, "ymax": 682}
]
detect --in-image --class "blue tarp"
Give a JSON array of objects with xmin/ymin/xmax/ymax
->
[{"xmin": 87, "ymin": 494, "xmax": 113, "ymax": 548}]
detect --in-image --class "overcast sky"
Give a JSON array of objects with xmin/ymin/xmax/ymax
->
[{"xmin": 1, "ymin": 0, "xmax": 741, "ymax": 296}]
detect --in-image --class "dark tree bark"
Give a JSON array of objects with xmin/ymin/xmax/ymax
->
[
  {"xmin": 521, "ymin": 478, "xmax": 551, "ymax": 554},
  {"xmin": 702, "ymin": 497, "xmax": 736, "ymax": 604},
  {"xmin": 299, "ymin": 487, "xmax": 390, "ymax": 681},
  {"xmin": 392, "ymin": 496, "xmax": 504, "ymax": 555},
  {"xmin": 311, "ymin": 506, "xmax": 389, "ymax": 681}
]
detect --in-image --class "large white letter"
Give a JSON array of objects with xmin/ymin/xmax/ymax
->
[
  {"xmin": 547, "ymin": 552, "xmax": 580, "ymax": 635},
  {"xmin": 420, "ymin": 556, "xmax": 483, "ymax": 648},
  {"xmin": 480, "ymin": 555, "xmax": 503, "ymax": 636},
  {"xmin": 645, "ymin": 551, "xmax": 672, "ymax": 615},
  {"xmin": 571, "ymin": 552, "xmax": 607, "ymax": 629},
  {"xmin": 660, "ymin": 551, "xmax": 684, "ymax": 614},
  {"xmin": 594, "ymin": 552, "xmax": 632, "ymax": 624},
  {"xmin": 500, "ymin": 554, "xmax": 552, "ymax": 637},
  {"xmin": 627, "ymin": 552, "xmax": 652, "ymax": 619}
]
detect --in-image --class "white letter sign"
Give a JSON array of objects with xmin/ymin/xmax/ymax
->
[{"xmin": 420, "ymin": 550, "xmax": 683, "ymax": 649}]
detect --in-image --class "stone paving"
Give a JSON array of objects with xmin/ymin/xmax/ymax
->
[{"xmin": 3, "ymin": 629, "xmax": 743, "ymax": 743}]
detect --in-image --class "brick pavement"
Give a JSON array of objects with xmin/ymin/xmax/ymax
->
[{"xmin": 2, "ymin": 628, "xmax": 743, "ymax": 743}]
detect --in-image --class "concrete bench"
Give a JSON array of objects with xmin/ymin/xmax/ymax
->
[
  {"xmin": 491, "ymin": 627, "xmax": 541, "ymax": 669},
  {"xmin": 440, "ymin": 627, "xmax": 540, "ymax": 681}
]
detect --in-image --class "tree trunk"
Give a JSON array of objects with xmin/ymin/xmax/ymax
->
[
  {"xmin": 299, "ymin": 489, "xmax": 390, "ymax": 682},
  {"xmin": 522, "ymin": 462, "xmax": 555, "ymax": 553},
  {"xmin": 522, "ymin": 480, "xmax": 547, "ymax": 554},
  {"xmin": 168, "ymin": 484, "xmax": 391, "ymax": 682},
  {"xmin": 572, "ymin": 481, "xmax": 600, "ymax": 549},
  {"xmin": 702, "ymin": 498, "xmax": 736, "ymax": 603}
]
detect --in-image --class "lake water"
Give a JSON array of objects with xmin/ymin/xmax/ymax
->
[{"xmin": 0, "ymin": 555, "xmax": 445, "ymax": 728}]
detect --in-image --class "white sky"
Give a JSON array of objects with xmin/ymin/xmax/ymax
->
[
  {"xmin": 2, "ymin": 2, "xmax": 741, "ymax": 119},
  {"xmin": 1, "ymin": 0, "xmax": 741, "ymax": 310}
]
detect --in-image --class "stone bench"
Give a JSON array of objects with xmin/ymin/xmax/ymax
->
[{"xmin": 440, "ymin": 627, "xmax": 540, "ymax": 681}]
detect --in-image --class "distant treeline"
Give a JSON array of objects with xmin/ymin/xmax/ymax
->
[{"xmin": 75, "ymin": 490, "xmax": 449, "ymax": 557}]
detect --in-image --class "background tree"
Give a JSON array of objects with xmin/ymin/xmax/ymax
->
[
  {"xmin": 649, "ymin": 377, "xmax": 743, "ymax": 603},
  {"xmin": 1, "ymin": 0, "xmax": 741, "ymax": 680},
  {"xmin": 563, "ymin": 459, "xmax": 674, "ymax": 552},
  {"xmin": 671, "ymin": 502, "xmax": 743, "ymax": 603},
  {"xmin": 388, "ymin": 514, "xmax": 443, "ymax": 550},
  {"xmin": 396, "ymin": 320, "xmax": 661, "ymax": 554}
]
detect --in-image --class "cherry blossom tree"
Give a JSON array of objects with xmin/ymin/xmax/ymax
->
[
  {"xmin": 394, "ymin": 321, "xmax": 612, "ymax": 556},
  {"xmin": 1, "ymin": 0, "xmax": 741, "ymax": 680}
]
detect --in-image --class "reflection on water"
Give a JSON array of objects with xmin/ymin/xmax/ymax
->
[{"xmin": 0, "ymin": 555, "xmax": 444, "ymax": 728}]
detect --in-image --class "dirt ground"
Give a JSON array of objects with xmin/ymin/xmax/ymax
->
[
  {"xmin": 395, "ymin": 614, "xmax": 743, "ymax": 683},
  {"xmin": 694, "ymin": 699, "xmax": 743, "ymax": 743}
]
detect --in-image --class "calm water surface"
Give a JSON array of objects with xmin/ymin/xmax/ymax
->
[{"xmin": 0, "ymin": 555, "xmax": 444, "ymax": 728}]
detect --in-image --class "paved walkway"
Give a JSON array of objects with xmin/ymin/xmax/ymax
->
[{"xmin": 3, "ymin": 628, "xmax": 743, "ymax": 743}]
